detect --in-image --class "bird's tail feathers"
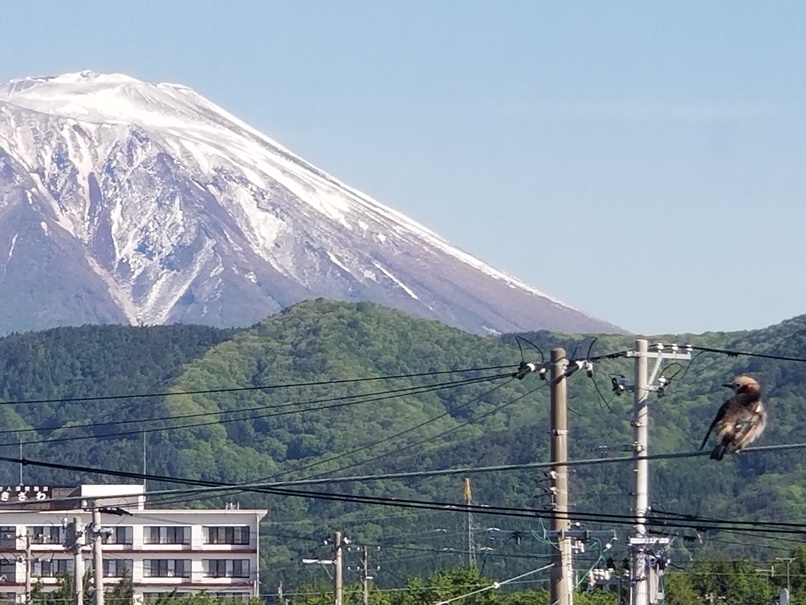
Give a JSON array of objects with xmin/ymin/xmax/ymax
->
[
  {"xmin": 700, "ymin": 421, "xmax": 717, "ymax": 451},
  {"xmin": 710, "ymin": 444, "xmax": 727, "ymax": 461}
]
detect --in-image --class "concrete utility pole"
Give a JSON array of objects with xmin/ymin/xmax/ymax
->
[
  {"xmin": 776, "ymin": 558, "xmax": 794, "ymax": 598},
  {"xmin": 22, "ymin": 530, "xmax": 32, "ymax": 604},
  {"xmin": 302, "ymin": 533, "xmax": 348, "ymax": 605},
  {"xmin": 67, "ymin": 517, "xmax": 85, "ymax": 605},
  {"xmin": 92, "ymin": 506, "xmax": 104, "ymax": 605},
  {"xmin": 362, "ymin": 546, "xmax": 371, "ymax": 605},
  {"xmin": 628, "ymin": 340, "xmax": 690, "ymax": 605},
  {"xmin": 631, "ymin": 339, "xmax": 649, "ymax": 605},
  {"xmin": 550, "ymin": 347, "xmax": 572, "ymax": 605},
  {"xmin": 334, "ymin": 531, "xmax": 344, "ymax": 605}
]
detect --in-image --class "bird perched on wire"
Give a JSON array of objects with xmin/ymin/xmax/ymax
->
[{"xmin": 700, "ymin": 375, "xmax": 767, "ymax": 461}]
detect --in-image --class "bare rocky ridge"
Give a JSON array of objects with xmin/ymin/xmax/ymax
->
[{"xmin": 0, "ymin": 71, "xmax": 623, "ymax": 335}]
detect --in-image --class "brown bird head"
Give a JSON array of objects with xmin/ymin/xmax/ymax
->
[{"xmin": 722, "ymin": 374, "xmax": 760, "ymax": 394}]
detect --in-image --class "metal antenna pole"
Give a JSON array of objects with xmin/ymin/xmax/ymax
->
[
  {"xmin": 142, "ymin": 431, "xmax": 147, "ymax": 491},
  {"xmin": 463, "ymin": 477, "xmax": 476, "ymax": 568},
  {"xmin": 550, "ymin": 347, "xmax": 572, "ymax": 605}
]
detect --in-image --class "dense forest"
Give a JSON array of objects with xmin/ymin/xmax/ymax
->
[{"xmin": 2, "ymin": 299, "xmax": 806, "ymax": 604}]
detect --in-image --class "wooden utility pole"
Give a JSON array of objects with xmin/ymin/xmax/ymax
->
[{"xmin": 550, "ymin": 347, "xmax": 572, "ymax": 605}]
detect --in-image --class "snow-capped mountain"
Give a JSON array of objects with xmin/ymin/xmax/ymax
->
[{"xmin": 0, "ymin": 71, "xmax": 621, "ymax": 335}]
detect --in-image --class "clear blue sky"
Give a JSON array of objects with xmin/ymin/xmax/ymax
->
[{"xmin": 2, "ymin": 1, "xmax": 805, "ymax": 335}]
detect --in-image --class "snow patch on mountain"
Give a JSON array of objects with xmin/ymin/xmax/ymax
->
[{"xmin": 0, "ymin": 71, "xmax": 622, "ymax": 335}]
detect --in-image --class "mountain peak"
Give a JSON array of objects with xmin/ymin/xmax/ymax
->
[
  {"xmin": 0, "ymin": 72, "xmax": 623, "ymax": 336},
  {"xmin": 0, "ymin": 70, "xmax": 216, "ymax": 131},
  {"xmin": 1, "ymin": 70, "xmax": 143, "ymax": 94}
]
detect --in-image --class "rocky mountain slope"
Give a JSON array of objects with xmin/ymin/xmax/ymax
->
[{"xmin": 0, "ymin": 71, "xmax": 621, "ymax": 335}]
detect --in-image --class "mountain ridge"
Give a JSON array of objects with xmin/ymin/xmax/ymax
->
[{"xmin": 2, "ymin": 301, "xmax": 806, "ymax": 587}]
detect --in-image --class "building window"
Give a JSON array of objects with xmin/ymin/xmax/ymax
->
[
  {"xmin": 143, "ymin": 527, "xmax": 190, "ymax": 545},
  {"xmin": 203, "ymin": 559, "xmax": 250, "ymax": 579},
  {"xmin": 0, "ymin": 528, "xmax": 15, "ymax": 549},
  {"xmin": 0, "ymin": 561, "xmax": 16, "ymax": 583},
  {"xmin": 204, "ymin": 526, "xmax": 250, "ymax": 545},
  {"xmin": 207, "ymin": 594, "xmax": 251, "ymax": 602},
  {"xmin": 33, "ymin": 559, "xmax": 73, "ymax": 577},
  {"xmin": 30, "ymin": 526, "xmax": 64, "ymax": 545},
  {"xmin": 103, "ymin": 527, "xmax": 133, "ymax": 545},
  {"xmin": 143, "ymin": 559, "xmax": 191, "ymax": 578},
  {"xmin": 103, "ymin": 559, "xmax": 132, "ymax": 578}
]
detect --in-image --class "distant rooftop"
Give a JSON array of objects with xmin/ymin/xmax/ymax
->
[{"xmin": 0, "ymin": 484, "xmax": 145, "ymax": 511}]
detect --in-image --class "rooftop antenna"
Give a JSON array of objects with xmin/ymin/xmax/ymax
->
[
  {"xmin": 463, "ymin": 478, "xmax": 476, "ymax": 568},
  {"xmin": 142, "ymin": 431, "xmax": 147, "ymax": 491}
]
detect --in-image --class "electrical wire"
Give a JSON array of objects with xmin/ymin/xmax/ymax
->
[
  {"xmin": 145, "ymin": 441, "xmax": 806, "ymax": 500},
  {"xmin": 0, "ymin": 371, "xmax": 510, "ymax": 437},
  {"xmin": 7, "ymin": 444, "xmax": 806, "ymax": 537},
  {"xmin": 5, "ymin": 372, "xmax": 511, "ymax": 448},
  {"xmin": 144, "ymin": 376, "xmax": 542, "ymax": 509},
  {"xmin": 240, "ymin": 374, "xmax": 525, "ymax": 488},
  {"xmin": 291, "ymin": 377, "xmax": 538, "ymax": 483},
  {"xmin": 689, "ymin": 345, "xmax": 806, "ymax": 364},
  {"xmin": 431, "ymin": 563, "xmax": 554, "ymax": 605},
  {"xmin": 0, "ymin": 364, "xmax": 516, "ymax": 407}
]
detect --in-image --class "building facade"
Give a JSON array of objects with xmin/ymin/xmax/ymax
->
[{"xmin": 0, "ymin": 485, "xmax": 267, "ymax": 603}]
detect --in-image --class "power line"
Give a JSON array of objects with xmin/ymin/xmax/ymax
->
[
  {"xmin": 288, "ymin": 377, "xmax": 538, "ymax": 484},
  {"xmin": 0, "ymin": 371, "xmax": 510, "ymax": 437},
  {"xmin": 5, "ymin": 443, "xmax": 806, "ymax": 537},
  {"xmin": 5, "ymin": 373, "xmax": 511, "ymax": 447},
  {"xmin": 0, "ymin": 364, "xmax": 516, "ymax": 407},
  {"xmin": 144, "ymin": 441, "xmax": 806, "ymax": 501},
  {"xmin": 131, "ymin": 373, "xmax": 530, "ymax": 509},
  {"xmin": 242, "ymin": 375, "xmax": 526, "ymax": 487},
  {"xmin": 689, "ymin": 345, "xmax": 806, "ymax": 364}
]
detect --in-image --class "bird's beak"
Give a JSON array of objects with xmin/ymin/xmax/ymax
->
[{"xmin": 722, "ymin": 383, "xmax": 734, "ymax": 389}]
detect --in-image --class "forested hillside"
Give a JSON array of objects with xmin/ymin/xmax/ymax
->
[{"xmin": 2, "ymin": 300, "xmax": 806, "ymax": 601}]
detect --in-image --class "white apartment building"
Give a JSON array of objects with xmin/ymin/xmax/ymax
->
[{"xmin": 0, "ymin": 484, "xmax": 267, "ymax": 603}]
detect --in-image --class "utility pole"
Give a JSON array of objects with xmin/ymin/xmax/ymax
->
[
  {"xmin": 776, "ymin": 558, "xmax": 794, "ymax": 597},
  {"xmin": 463, "ymin": 478, "xmax": 476, "ymax": 568},
  {"xmin": 22, "ymin": 530, "xmax": 32, "ymax": 604},
  {"xmin": 334, "ymin": 531, "xmax": 344, "ymax": 605},
  {"xmin": 92, "ymin": 506, "xmax": 104, "ymax": 605},
  {"xmin": 550, "ymin": 347, "xmax": 572, "ymax": 605},
  {"xmin": 362, "ymin": 546, "xmax": 372, "ymax": 605},
  {"xmin": 66, "ymin": 517, "xmax": 85, "ymax": 605},
  {"xmin": 631, "ymin": 339, "xmax": 649, "ymax": 605},
  {"xmin": 627, "ymin": 340, "xmax": 690, "ymax": 605},
  {"xmin": 302, "ymin": 532, "xmax": 348, "ymax": 605}
]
